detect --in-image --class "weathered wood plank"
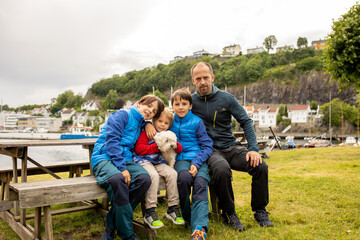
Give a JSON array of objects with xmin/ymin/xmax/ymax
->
[
  {"xmin": 0, "ymin": 139, "xmax": 96, "ymax": 148},
  {"xmin": 0, "ymin": 211, "xmax": 35, "ymax": 240},
  {"xmin": 0, "ymin": 200, "xmax": 14, "ymax": 211},
  {"xmin": 10, "ymin": 176, "xmax": 107, "ymax": 208}
]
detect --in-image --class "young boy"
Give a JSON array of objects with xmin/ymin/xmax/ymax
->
[
  {"xmin": 91, "ymin": 95, "xmax": 164, "ymax": 240},
  {"xmin": 134, "ymin": 109, "xmax": 185, "ymax": 229},
  {"xmin": 170, "ymin": 88, "xmax": 213, "ymax": 240}
]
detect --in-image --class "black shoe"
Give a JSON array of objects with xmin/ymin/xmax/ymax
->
[
  {"xmin": 254, "ymin": 210, "xmax": 274, "ymax": 227},
  {"xmin": 226, "ymin": 212, "xmax": 245, "ymax": 231},
  {"xmin": 102, "ymin": 227, "xmax": 115, "ymax": 240}
]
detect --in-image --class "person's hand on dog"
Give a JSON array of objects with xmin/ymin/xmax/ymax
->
[{"xmin": 189, "ymin": 164, "xmax": 198, "ymax": 177}]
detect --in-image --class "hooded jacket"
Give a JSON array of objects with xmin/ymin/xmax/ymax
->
[
  {"xmin": 192, "ymin": 85, "xmax": 259, "ymax": 152},
  {"xmin": 91, "ymin": 106, "xmax": 145, "ymax": 171}
]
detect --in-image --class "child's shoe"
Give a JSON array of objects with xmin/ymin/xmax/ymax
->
[
  {"xmin": 165, "ymin": 206, "xmax": 185, "ymax": 225},
  {"xmin": 191, "ymin": 225, "xmax": 206, "ymax": 240},
  {"xmin": 144, "ymin": 211, "xmax": 164, "ymax": 229}
]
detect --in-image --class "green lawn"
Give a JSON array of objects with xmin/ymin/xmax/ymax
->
[{"xmin": 1, "ymin": 146, "xmax": 359, "ymax": 239}]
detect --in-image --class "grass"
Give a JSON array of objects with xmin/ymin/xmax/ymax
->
[{"xmin": 1, "ymin": 146, "xmax": 360, "ymax": 239}]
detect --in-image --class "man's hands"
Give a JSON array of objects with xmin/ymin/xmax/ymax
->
[
  {"xmin": 189, "ymin": 164, "xmax": 198, "ymax": 177},
  {"xmin": 145, "ymin": 123, "xmax": 157, "ymax": 140},
  {"xmin": 122, "ymin": 169, "xmax": 131, "ymax": 186},
  {"xmin": 246, "ymin": 151, "xmax": 262, "ymax": 167}
]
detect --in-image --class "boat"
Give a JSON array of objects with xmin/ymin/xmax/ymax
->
[
  {"xmin": 60, "ymin": 126, "xmax": 98, "ymax": 140},
  {"xmin": 284, "ymin": 136, "xmax": 296, "ymax": 149},
  {"xmin": 342, "ymin": 136, "xmax": 359, "ymax": 146},
  {"xmin": 304, "ymin": 138, "xmax": 331, "ymax": 148}
]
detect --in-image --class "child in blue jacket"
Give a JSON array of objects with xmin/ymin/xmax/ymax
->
[
  {"xmin": 91, "ymin": 95, "xmax": 164, "ymax": 240},
  {"xmin": 170, "ymin": 88, "xmax": 213, "ymax": 240}
]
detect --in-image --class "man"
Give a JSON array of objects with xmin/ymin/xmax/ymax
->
[{"xmin": 190, "ymin": 62, "xmax": 274, "ymax": 231}]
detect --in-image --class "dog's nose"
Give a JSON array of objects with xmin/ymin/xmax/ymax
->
[{"xmin": 170, "ymin": 144, "xmax": 174, "ymax": 148}]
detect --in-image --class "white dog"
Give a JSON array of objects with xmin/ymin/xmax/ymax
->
[{"xmin": 154, "ymin": 130, "xmax": 178, "ymax": 168}]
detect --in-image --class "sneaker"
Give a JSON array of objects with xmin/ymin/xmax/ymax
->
[
  {"xmin": 191, "ymin": 225, "xmax": 206, "ymax": 240},
  {"xmin": 227, "ymin": 212, "xmax": 245, "ymax": 231},
  {"xmin": 165, "ymin": 207, "xmax": 185, "ymax": 225},
  {"xmin": 144, "ymin": 211, "xmax": 164, "ymax": 229},
  {"xmin": 254, "ymin": 210, "xmax": 274, "ymax": 227},
  {"xmin": 102, "ymin": 227, "xmax": 115, "ymax": 240}
]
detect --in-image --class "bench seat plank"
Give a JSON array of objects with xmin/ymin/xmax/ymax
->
[{"xmin": 9, "ymin": 176, "xmax": 107, "ymax": 208}]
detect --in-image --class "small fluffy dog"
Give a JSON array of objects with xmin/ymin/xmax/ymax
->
[{"xmin": 154, "ymin": 130, "xmax": 178, "ymax": 168}]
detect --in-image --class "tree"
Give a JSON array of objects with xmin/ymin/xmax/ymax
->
[
  {"xmin": 324, "ymin": 2, "xmax": 360, "ymax": 90},
  {"xmin": 310, "ymin": 100, "xmax": 318, "ymax": 111},
  {"xmin": 105, "ymin": 89, "xmax": 118, "ymax": 110},
  {"xmin": 114, "ymin": 98, "xmax": 125, "ymax": 110},
  {"xmin": 263, "ymin": 35, "xmax": 278, "ymax": 52},
  {"xmin": 297, "ymin": 37, "xmax": 308, "ymax": 48}
]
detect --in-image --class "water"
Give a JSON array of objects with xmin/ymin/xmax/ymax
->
[{"xmin": 0, "ymin": 133, "xmax": 90, "ymax": 168}]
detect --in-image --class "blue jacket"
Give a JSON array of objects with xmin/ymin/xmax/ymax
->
[
  {"xmin": 170, "ymin": 110, "xmax": 213, "ymax": 169},
  {"xmin": 91, "ymin": 106, "xmax": 145, "ymax": 171},
  {"xmin": 192, "ymin": 85, "xmax": 259, "ymax": 152}
]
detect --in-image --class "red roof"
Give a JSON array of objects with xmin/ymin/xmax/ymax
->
[{"xmin": 289, "ymin": 105, "xmax": 308, "ymax": 111}]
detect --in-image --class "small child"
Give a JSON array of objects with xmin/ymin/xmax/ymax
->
[
  {"xmin": 134, "ymin": 109, "xmax": 185, "ymax": 229},
  {"xmin": 170, "ymin": 88, "xmax": 213, "ymax": 240}
]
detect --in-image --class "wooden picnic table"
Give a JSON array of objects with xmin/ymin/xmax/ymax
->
[
  {"xmin": 233, "ymin": 131, "xmax": 270, "ymax": 158},
  {"xmin": 0, "ymin": 139, "xmax": 97, "ymax": 239}
]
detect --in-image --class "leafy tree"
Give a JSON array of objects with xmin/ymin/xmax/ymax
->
[
  {"xmin": 310, "ymin": 100, "xmax": 318, "ymax": 110},
  {"xmin": 105, "ymin": 89, "xmax": 118, "ymax": 110},
  {"xmin": 115, "ymin": 98, "xmax": 125, "ymax": 110},
  {"xmin": 297, "ymin": 37, "xmax": 308, "ymax": 48},
  {"xmin": 295, "ymin": 56, "xmax": 323, "ymax": 72},
  {"xmin": 320, "ymin": 98, "xmax": 358, "ymax": 127},
  {"xmin": 50, "ymin": 90, "xmax": 85, "ymax": 114},
  {"xmin": 153, "ymin": 90, "xmax": 169, "ymax": 106},
  {"xmin": 0, "ymin": 104, "xmax": 11, "ymax": 111},
  {"xmin": 324, "ymin": 2, "xmax": 360, "ymax": 90},
  {"xmin": 263, "ymin": 35, "xmax": 278, "ymax": 52}
]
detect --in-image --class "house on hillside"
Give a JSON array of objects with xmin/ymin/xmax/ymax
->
[
  {"xmin": 247, "ymin": 46, "xmax": 265, "ymax": 54},
  {"xmin": 193, "ymin": 49, "xmax": 210, "ymax": 59},
  {"xmin": 122, "ymin": 100, "xmax": 137, "ymax": 110},
  {"xmin": 61, "ymin": 108, "xmax": 76, "ymax": 121},
  {"xmin": 311, "ymin": 39, "xmax": 328, "ymax": 50},
  {"xmin": 81, "ymin": 101, "xmax": 100, "ymax": 111},
  {"xmin": 73, "ymin": 112, "xmax": 89, "ymax": 126},
  {"xmin": 31, "ymin": 107, "xmax": 50, "ymax": 117},
  {"xmin": 170, "ymin": 56, "xmax": 184, "ymax": 64},
  {"xmin": 243, "ymin": 105, "xmax": 255, "ymax": 117},
  {"xmin": 276, "ymin": 45, "xmax": 294, "ymax": 53},
  {"xmin": 252, "ymin": 106, "xmax": 278, "ymax": 128},
  {"xmin": 223, "ymin": 44, "xmax": 241, "ymax": 56},
  {"xmin": 288, "ymin": 105, "xmax": 310, "ymax": 123}
]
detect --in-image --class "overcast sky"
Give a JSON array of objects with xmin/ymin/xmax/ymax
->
[{"xmin": 0, "ymin": 0, "xmax": 358, "ymax": 108}]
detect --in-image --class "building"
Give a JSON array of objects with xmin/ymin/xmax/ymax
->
[
  {"xmin": 223, "ymin": 44, "xmax": 241, "ymax": 56},
  {"xmin": 193, "ymin": 49, "xmax": 210, "ymax": 58},
  {"xmin": 61, "ymin": 108, "xmax": 76, "ymax": 121},
  {"xmin": 31, "ymin": 107, "xmax": 50, "ymax": 117},
  {"xmin": 18, "ymin": 116, "xmax": 37, "ymax": 131},
  {"xmin": 81, "ymin": 101, "xmax": 100, "ymax": 111},
  {"xmin": 252, "ymin": 106, "xmax": 278, "ymax": 128},
  {"xmin": 122, "ymin": 100, "xmax": 137, "ymax": 110},
  {"xmin": 73, "ymin": 112, "xmax": 89, "ymax": 126},
  {"xmin": 36, "ymin": 117, "xmax": 63, "ymax": 132},
  {"xmin": 288, "ymin": 105, "xmax": 311, "ymax": 123},
  {"xmin": 311, "ymin": 39, "xmax": 328, "ymax": 50},
  {"xmin": 170, "ymin": 56, "xmax": 184, "ymax": 64},
  {"xmin": 276, "ymin": 45, "xmax": 294, "ymax": 53},
  {"xmin": 247, "ymin": 46, "xmax": 265, "ymax": 54}
]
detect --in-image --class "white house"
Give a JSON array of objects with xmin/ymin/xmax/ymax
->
[
  {"xmin": 223, "ymin": 44, "xmax": 241, "ymax": 56},
  {"xmin": 288, "ymin": 105, "xmax": 310, "ymax": 123},
  {"xmin": 81, "ymin": 101, "xmax": 100, "ymax": 111},
  {"xmin": 61, "ymin": 108, "xmax": 76, "ymax": 121},
  {"xmin": 251, "ymin": 106, "xmax": 278, "ymax": 128},
  {"xmin": 31, "ymin": 107, "xmax": 50, "ymax": 117},
  {"xmin": 73, "ymin": 112, "xmax": 89, "ymax": 126},
  {"xmin": 122, "ymin": 100, "xmax": 137, "ymax": 110},
  {"xmin": 247, "ymin": 46, "xmax": 265, "ymax": 54},
  {"xmin": 193, "ymin": 49, "xmax": 210, "ymax": 58}
]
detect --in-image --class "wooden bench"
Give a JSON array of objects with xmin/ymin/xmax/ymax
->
[
  {"xmin": 0, "ymin": 160, "xmax": 90, "ymax": 202},
  {"xmin": 3, "ymin": 175, "xmax": 155, "ymax": 240}
]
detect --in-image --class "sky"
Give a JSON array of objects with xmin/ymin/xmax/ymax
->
[{"xmin": 0, "ymin": 0, "xmax": 358, "ymax": 108}]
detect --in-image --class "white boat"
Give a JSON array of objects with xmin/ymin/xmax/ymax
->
[{"xmin": 344, "ymin": 136, "xmax": 358, "ymax": 146}]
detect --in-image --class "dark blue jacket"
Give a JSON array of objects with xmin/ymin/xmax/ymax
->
[
  {"xmin": 192, "ymin": 85, "xmax": 259, "ymax": 152},
  {"xmin": 170, "ymin": 110, "xmax": 213, "ymax": 169},
  {"xmin": 91, "ymin": 106, "xmax": 145, "ymax": 171}
]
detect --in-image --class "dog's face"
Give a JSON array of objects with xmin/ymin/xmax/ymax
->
[{"xmin": 154, "ymin": 131, "xmax": 177, "ymax": 152}]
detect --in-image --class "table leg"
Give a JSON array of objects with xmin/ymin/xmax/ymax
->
[
  {"xmin": 44, "ymin": 206, "xmax": 53, "ymax": 240},
  {"xmin": 34, "ymin": 207, "xmax": 41, "ymax": 238},
  {"xmin": 20, "ymin": 148, "xmax": 27, "ymax": 225},
  {"xmin": 12, "ymin": 157, "xmax": 19, "ymax": 215}
]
